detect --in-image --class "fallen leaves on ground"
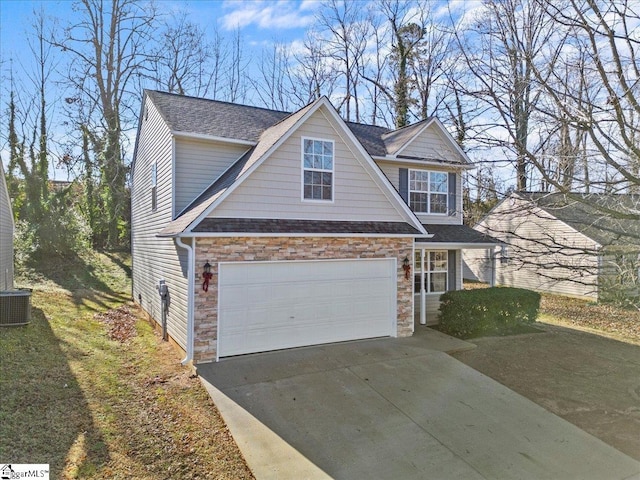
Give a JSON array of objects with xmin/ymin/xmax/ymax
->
[
  {"xmin": 95, "ymin": 305, "xmax": 138, "ymax": 342},
  {"xmin": 541, "ymin": 294, "xmax": 640, "ymax": 342}
]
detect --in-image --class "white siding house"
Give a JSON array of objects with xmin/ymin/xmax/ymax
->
[
  {"xmin": 464, "ymin": 192, "xmax": 640, "ymax": 302},
  {"xmin": 131, "ymin": 91, "xmax": 498, "ymax": 364},
  {"xmin": 0, "ymin": 162, "xmax": 14, "ymax": 290}
]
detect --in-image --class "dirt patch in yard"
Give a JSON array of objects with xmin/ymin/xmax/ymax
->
[{"xmin": 452, "ymin": 323, "xmax": 640, "ymax": 461}]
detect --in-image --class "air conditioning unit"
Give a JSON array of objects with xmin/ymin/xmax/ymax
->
[{"xmin": 0, "ymin": 289, "xmax": 32, "ymax": 326}]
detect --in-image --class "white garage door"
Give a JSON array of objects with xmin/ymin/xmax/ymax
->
[{"xmin": 218, "ymin": 258, "xmax": 397, "ymax": 358}]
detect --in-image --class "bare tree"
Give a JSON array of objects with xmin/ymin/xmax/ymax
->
[
  {"xmin": 288, "ymin": 30, "xmax": 339, "ymax": 109},
  {"xmin": 151, "ymin": 12, "xmax": 219, "ymax": 98},
  {"xmin": 317, "ymin": 0, "xmax": 369, "ymax": 122},
  {"xmin": 454, "ymin": 0, "xmax": 557, "ymax": 191},
  {"xmin": 531, "ymin": 0, "xmax": 640, "ymax": 195},
  {"xmin": 54, "ymin": 0, "xmax": 157, "ymax": 247},
  {"xmin": 250, "ymin": 41, "xmax": 292, "ymax": 111},
  {"xmin": 225, "ymin": 28, "xmax": 248, "ymax": 104}
]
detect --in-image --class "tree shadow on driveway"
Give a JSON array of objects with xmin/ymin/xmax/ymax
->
[{"xmin": 452, "ymin": 322, "xmax": 640, "ymax": 461}]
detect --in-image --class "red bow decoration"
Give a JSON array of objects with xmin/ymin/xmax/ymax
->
[{"xmin": 202, "ymin": 272, "xmax": 213, "ymax": 292}]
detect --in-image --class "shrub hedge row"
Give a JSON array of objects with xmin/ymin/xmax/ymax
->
[{"xmin": 438, "ymin": 287, "xmax": 541, "ymax": 338}]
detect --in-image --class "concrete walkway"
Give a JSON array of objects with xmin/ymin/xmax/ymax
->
[{"xmin": 198, "ymin": 327, "xmax": 640, "ymax": 480}]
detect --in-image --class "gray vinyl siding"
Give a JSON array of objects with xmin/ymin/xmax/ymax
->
[
  {"xmin": 174, "ymin": 138, "xmax": 249, "ymax": 215},
  {"xmin": 375, "ymin": 160, "xmax": 462, "ymax": 225},
  {"xmin": 463, "ymin": 249, "xmax": 494, "ymax": 283},
  {"xmin": 399, "ymin": 124, "xmax": 462, "ymax": 161},
  {"xmin": 212, "ymin": 108, "xmax": 406, "ymax": 222},
  {"xmin": 0, "ymin": 165, "xmax": 14, "ymax": 290},
  {"xmin": 474, "ymin": 197, "xmax": 599, "ymax": 300},
  {"xmin": 131, "ymin": 96, "xmax": 189, "ymax": 348}
]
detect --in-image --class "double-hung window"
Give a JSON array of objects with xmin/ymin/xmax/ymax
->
[
  {"xmin": 409, "ymin": 170, "xmax": 448, "ymax": 214},
  {"xmin": 414, "ymin": 250, "xmax": 448, "ymax": 293},
  {"xmin": 302, "ymin": 138, "xmax": 334, "ymax": 201}
]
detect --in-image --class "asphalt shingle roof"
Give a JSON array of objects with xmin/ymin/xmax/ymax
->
[
  {"xmin": 521, "ymin": 192, "xmax": 640, "ymax": 250},
  {"xmin": 147, "ymin": 90, "xmax": 290, "ymax": 142},
  {"xmin": 145, "ymin": 90, "xmax": 465, "ymax": 237},
  {"xmin": 417, "ymin": 224, "xmax": 499, "ymax": 245},
  {"xmin": 146, "ymin": 90, "xmax": 416, "ymax": 158},
  {"xmin": 192, "ymin": 218, "xmax": 422, "ymax": 235}
]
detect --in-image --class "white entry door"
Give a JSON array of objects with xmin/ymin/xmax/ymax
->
[{"xmin": 217, "ymin": 258, "xmax": 397, "ymax": 358}]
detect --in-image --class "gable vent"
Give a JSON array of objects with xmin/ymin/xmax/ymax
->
[{"xmin": 0, "ymin": 289, "xmax": 32, "ymax": 326}]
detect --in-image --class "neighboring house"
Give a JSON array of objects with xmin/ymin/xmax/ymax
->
[
  {"xmin": 464, "ymin": 192, "xmax": 640, "ymax": 302},
  {"xmin": 131, "ymin": 91, "xmax": 496, "ymax": 364},
  {"xmin": 0, "ymin": 161, "xmax": 14, "ymax": 291}
]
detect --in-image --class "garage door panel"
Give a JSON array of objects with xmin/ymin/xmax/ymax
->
[{"xmin": 218, "ymin": 259, "xmax": 397, "ymax": 358}]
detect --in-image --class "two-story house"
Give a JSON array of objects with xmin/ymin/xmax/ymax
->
[{"xmin": 131, "ymin": 91, "xmax": 496, "ymax": 364}]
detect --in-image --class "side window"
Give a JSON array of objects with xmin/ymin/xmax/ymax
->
[
  {"xmin": 151, "ymin": 161, "xmax": 157, "ymax": 212},
  {"xmin": 302, "ymin": 138, "xmax": 334, "ymax": 201}
]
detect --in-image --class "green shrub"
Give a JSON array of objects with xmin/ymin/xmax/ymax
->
[
  {"xmin": 14, "ymin": 197, "xmax": 91, "ymax": 268},
  {"xmin": 438, "ymin": 287, "xmax": 541, "ymax": 338}
]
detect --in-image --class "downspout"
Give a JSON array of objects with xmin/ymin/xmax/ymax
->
[
  {"xmin": 420, "ymin": 247, "xmax": 426, "ymax": 325},
  {"xmin": 175, "ymin": 236, "xmax": 195, "ymax": 365}
]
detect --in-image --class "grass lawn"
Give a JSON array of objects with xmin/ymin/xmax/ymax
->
[{"xmin": 0, "ymin": 251, "xmax": 253, "ymax": 479}]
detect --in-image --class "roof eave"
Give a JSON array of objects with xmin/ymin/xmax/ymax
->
[
  {"xmin": 373, "ymin": 155, "xmax": 475, "ymax": 170},
  {"xmin": 171, "ymin": 130, "xmax": 257, "ymax": 146}
]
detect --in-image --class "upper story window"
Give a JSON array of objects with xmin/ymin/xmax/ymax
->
[
  {"xmin": 302, "ymin": 138, "xmax": 334, "ymax": 201},
  {"xmin": 409, "ymin": 169, "xmax": 447, "ymax": 214}
]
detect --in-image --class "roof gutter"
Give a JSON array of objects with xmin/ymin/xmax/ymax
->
[
  {"xmin": 171, "ymin": 130, "xmax": 256, "ymax": 146},
  {"xmin": 175, "ymin": 236, "xmax": 195, "ymax": 365},
  {"xmin": 372, "ymin": 155, "xmax": 476, "ymax": 170}
]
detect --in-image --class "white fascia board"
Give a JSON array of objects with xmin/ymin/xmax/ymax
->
[
  {"xmin": 315, "ymin": 100, "xmax": 427, "ymax": 235},
  {"xmin": 393, "ymin": 117, "xmax": 472, "ymax": 166},
  {"xmin": 373, "ymin": 156, "xmax": 475, "ymax": 170},
  {"xmin": 167, "ymin": 232, "xmax": 425, "ymax": 238},
  {"xmin": 415, "ymin": 242, "xmax": 500, "ymax": 249},
  {"xmin": 171, "ymin": 130, "xmax": 257, "ymax": 146}
]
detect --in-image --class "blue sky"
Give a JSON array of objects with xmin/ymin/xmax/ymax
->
[
  {"xmin": 0, "ymin": 0, "xmax": 322, "ymax": 65},
  {"xmin": 0, "ymin": 0, "xmax": 327, "ymax": 178}
]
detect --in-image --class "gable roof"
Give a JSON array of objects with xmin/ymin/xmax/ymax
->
[
  {"xmin": 158, "ymin": 95, "xmax": 427, "ymax": 237},
  {"xmin": 517, "ymin": 192, "xmax": 640, "ymax": 251},
  {"xmin": 146, "ymin": 90, "xmax": 289, "ymax": 142},
  {"xmin": 161, "ymin": 100, "xmax": 317, "ymax": 236},
  {"xmin": 382, "ymin": 120, "xmax": 431, "ymax": 154},
  {"xmin": 144, "ymin": 90, "xmax": 468, "ymax": 163}
]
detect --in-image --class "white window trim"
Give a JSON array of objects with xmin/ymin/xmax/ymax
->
[
  {"xmin": 151, "ymin": 161, "xmax": 157, "ymax": 187},
  {"xmin": 301, "ymin": 137, "xmax": 335, "ymax": 203},
  {"xmin": 414, "ymin": 250, "xmax": 448, "ymax": 294},
  {"xmin": 408, "ymin": 169, "xmax": 448, "ymax": 215}
]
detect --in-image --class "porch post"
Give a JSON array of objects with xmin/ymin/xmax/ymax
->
[{"xmin": 420, "ymin": 248, "xmax": 427, "ymax": 325}]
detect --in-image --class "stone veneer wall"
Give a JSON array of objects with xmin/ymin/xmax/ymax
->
[{"xmin": 193, "ymin": 236, "xmax": 414, "ymax": 363}]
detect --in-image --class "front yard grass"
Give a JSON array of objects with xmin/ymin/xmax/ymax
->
[{"xmin": 0, "ymin": 251, "xmax": 253, "ymax": 479}]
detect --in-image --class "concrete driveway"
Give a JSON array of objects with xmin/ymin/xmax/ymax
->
[{"xmin": 197, "ymin": 328, "xmax": 640, "ymax": 480}]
